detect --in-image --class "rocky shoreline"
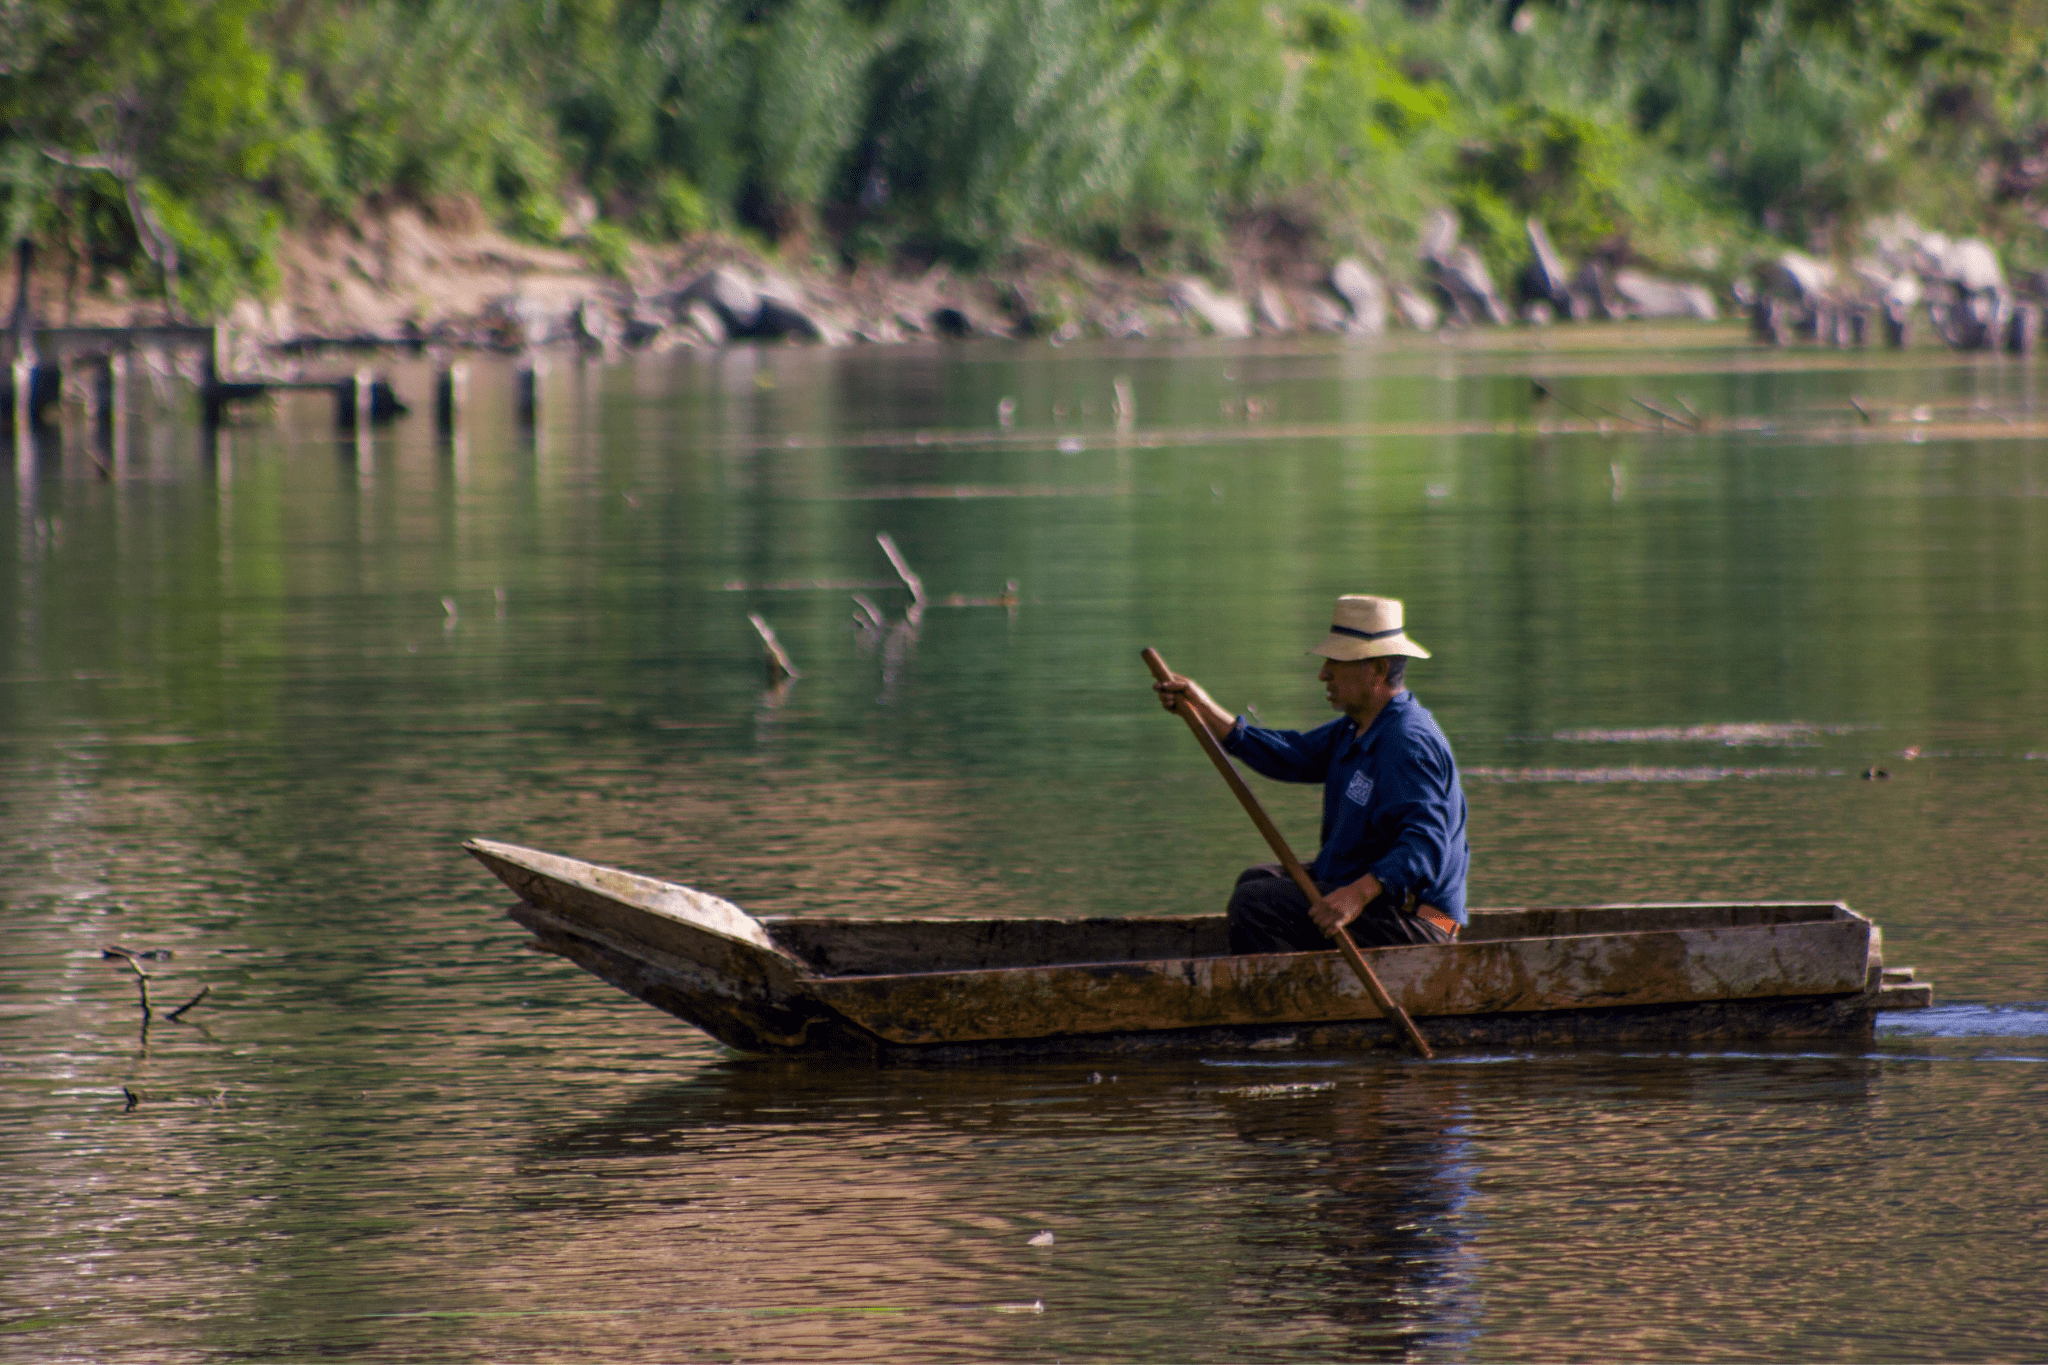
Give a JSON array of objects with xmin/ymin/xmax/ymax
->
[
  {"xmin": 29, "ymin": 206, "xmax": 2048, "ymax": 373},
  {"xmin": 165, "ymin": 206, "xmax": 1736, "ymax": 374}
]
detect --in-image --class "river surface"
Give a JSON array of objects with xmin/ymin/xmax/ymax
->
[{"xmin": 3, "ymin": 324, "xmax": 2044, "ymax": 1362}]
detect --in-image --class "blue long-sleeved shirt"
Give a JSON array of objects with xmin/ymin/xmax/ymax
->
[{"xmin": 1222, "ymin": 692, "xmax": 1470, "ymax": 923}]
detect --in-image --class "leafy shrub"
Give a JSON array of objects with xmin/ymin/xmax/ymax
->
[
  {"xmin": 578, "ymin": 219, "xmax": 636, "ymax": 278},
  {"xmin": 4, "ymin": 0, "xmax": 2047, "ymax": 312}
]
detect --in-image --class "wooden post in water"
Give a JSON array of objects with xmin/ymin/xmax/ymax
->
[
  {"xmin": 748, "ymin": 613, "xmax": 800, "ymax": 684},
  {"xmin": 333, "ymin": 368, "xmax": 378, "ymax": 431},
  {"xmin": 81, "ymin": 352, "xmax": 114, "ymax": 473},
  {"xmin": 516, "ymin": 354, "xmax": 539, "ymax": 426},
  {"xmin": 333, "ymin": 373, "xmax": 355, "ymax": 430},
  {"xmin": 11, "ymin": 355, "xmax": 30, "ymax": 473},
  {"xmin": 2007, "ymin": 304, "xmax": 2037, "ymax": 356},
  {"xmin": 435, "ymin": 361, "xmax": 467, "ymax": 435},
  {"xmin": 7, "ymin": 240, "xmax": 53, "ymax": 439},
  {"xmin": 109, "ymin": 353, "xmax": 129, "ymax": 474},
  {"xmin": 200, "ymin": 325, "xmax": 223, "ymax": 427}
]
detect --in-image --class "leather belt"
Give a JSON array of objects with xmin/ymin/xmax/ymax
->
[{"xmin": 1414, "ymin": 903, "xmax": 1460, "ymax": 939}]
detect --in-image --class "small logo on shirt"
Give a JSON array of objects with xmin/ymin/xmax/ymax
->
[{"xmin": 1344, "ymin": 771, "xmax": 1374, "ymax": 806}]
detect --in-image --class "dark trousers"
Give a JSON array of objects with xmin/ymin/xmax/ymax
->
[{"xmin": 1226, "ymin": 863, "xmax": 1455, "ymax": 955}]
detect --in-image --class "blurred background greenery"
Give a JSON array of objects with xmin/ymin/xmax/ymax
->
[{"xmin": 4, "ymin": 0, "xmax": 2047, "ymax": 316}]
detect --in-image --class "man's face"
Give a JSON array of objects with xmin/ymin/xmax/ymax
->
[{"xmin": 1318, "ymin": 657, "xmax": 1382, "ymax": 715}]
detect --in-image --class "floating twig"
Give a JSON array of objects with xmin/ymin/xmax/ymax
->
[
  {"xmin": 851, "ymin": 594, "xmax": 887, "ymax": 631},
  {"xmin": 747, "ymin": 613, "xmax": 800, "ymax": 683},
  {"xmin": 876, "ymin": 532, "xmax": 927, "ymax": 625},
  {"xmin": 1535, "ymin": 379, "xmax": 1649, "ymax": 430},
  {"xmin": 102, "ymin": 945, "xmax": 172, "ymax": 962},
  {"xmin": 1631, "ymin": 395, "xmax": 1699, "ymax": 430},
  {"xmin": 1529, "ymin": 379, "xmax": 1611, "ymax": 426},
  {"xmin": 876, "ymin": 532, "xmax": 926, "ymax": 602},
  {"xmin": 167, "ymin": 984, "xmax": 211, "ymax": 1021},
  {"xmin": 1590, "ymin": 401, "xmax": 1650, "ymax": 430},
  {"xmin": 938, "ymin": 581, "xmax": 1022, "ymax": 609},
  {"xmin": 105, "ymin": 948, "xmax": 154, "ymax": 1020}
]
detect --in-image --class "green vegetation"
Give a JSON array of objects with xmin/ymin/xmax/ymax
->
[{"xmin": 4, "ymin": 0, "xmax": 2048, "ymax": 316}]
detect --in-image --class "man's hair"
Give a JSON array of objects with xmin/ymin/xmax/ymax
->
[{"xmin": 1374, "ymin": 655, "xmax": 1407, "ymax": 687}]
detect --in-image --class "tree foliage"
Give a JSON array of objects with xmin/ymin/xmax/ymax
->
[{"xmin": 3, "ymin": 0, "xmax": 2047, "ymax": 314}]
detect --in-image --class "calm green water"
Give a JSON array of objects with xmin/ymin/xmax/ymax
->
[{"xmin": 3, "ymin": 325, "xmax": 2045, "ymax": 1362}]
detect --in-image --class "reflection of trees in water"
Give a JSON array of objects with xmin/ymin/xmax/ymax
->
[{"xmin": 1222, "ymin": 1073, "xmax": 1479, "ymax": 1360}]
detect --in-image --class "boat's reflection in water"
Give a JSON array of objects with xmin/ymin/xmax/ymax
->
[
  {"xmin": 523, "ymin": 1059, "xmax": 1486, "ymax": 1358},
  {"xmin": 514, "ymin": 1049, "xmax": 1888, "ymax": 1359},
  {"xmin": 1217, "ymin": 1070, "xmax": 1481, "ymax": 1359}
]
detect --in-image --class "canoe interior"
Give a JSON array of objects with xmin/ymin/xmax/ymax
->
[{"xmin": 761, "ymin": 901, "xmax": 1856, "ymax": 977}]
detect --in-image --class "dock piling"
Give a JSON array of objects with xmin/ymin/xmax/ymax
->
[
  {"xmin": 516, "ymin": 355, "xmax": 539, "ymax": 426},
  {"xmin": 332, "ymin": 368, "xmax": 404, "ymax": 430},
  {"xmin": 2006, "ymin": 304, "xmax": 2037, "ymax": 355},
  {"xmin": 11, "ymin": 356, "xmax": 29, "ymax": 469},
  {"xmin": 435, "ymin": 361, "xmax": 467, "ymax": 435}
]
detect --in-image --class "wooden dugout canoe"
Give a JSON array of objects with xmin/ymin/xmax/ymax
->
[{"xmin": 468, "ymin": 838, "xmax": 1934, "ymax": 1059}]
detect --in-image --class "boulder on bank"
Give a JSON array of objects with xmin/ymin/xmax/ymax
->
[
  {"xmin": 677, "ymin": 266, "xmax": 762, "ymax": 333},
  {"xmin": 1760, "ymin": 250, "xmax": 1837, "ymax": 305},
  {"xmin": 1254, "ymin": 284, "xmax": 1295, "ymax": 333},
  {"xmin": 1414, "ymin": 211, "xmax": 1509, "ymax": 326},
  {"xmin": 1610, "ymin": 269, "xmax": 1718, "ymax": 320},
  {"xmin": 1431, "ymin": 245, "xmax": 1511, "ymax": 325},
  {"xmin": 1909, "ymin": 233, "xmax": 2006, "ymax": 295},
  {"xmin": 674, "ymin": 266, "xmax": 844, "ymax": 344},
  {"xmin": 1949, "ymin": 239, "xmax": 2006, "ymax": 295},
  {"xmin": 574, "ymin": 298, "xmax": 620, "ymax": 355},
  {"xmin": 1167, "ymin": 277, "xmax": 1253, "ymax": 337},
  {"xmin": 1571, "ymin": 260, "xmax": 1621, "ymax": 319},
  {"xmin": 1328, "ymin": 258, "xmax": 1387, "ymax": 334},
  {"xmin": 681, "ymin": 299, "xmax": 727, "ymax": 346},
  {"xmin": 1418, "ymin": 207, "xmax": 1461, "ymax": 264},
  {"xmin": 1390, "ymin": 282, "xmax": 1441, "ymax": 332},
  {"xmin": 1298, "ymin": 290, "xmax": 1352, "ymax": 334},
  {"xmin": 1522, "ymin": 218, "xmax": 1576, "ymax": 316}
]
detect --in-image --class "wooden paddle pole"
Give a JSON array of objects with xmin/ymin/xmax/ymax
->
[{"xmin": 1142, "ymin": 647, "xmax": 1434, "ymax": 1059}]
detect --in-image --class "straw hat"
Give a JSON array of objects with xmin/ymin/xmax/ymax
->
[{"xmin": 1308, "ymin": 595, "xmax": 1431, "ymax": 661}]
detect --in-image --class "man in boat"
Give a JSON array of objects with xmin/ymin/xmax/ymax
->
[{"xmin": 1154, "ymin": 595, "xmax": 1469, "ymax": 953}]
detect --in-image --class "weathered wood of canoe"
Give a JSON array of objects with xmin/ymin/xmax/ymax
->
[
  {"xmin": 761, "ymin": 902, "xmax": 1854, "ymax": 975},
  {"xmin": 1463, "ymin": 902, "xmax": 1853, "ymax": 940},
  {"xmin": 468, "ymin": 838, "xmax": 785, "ymax": 957},
  {"xmin": 884, "ymin": 994, "xmax": 1881, "ymax": 1061},
  {"xmin": 468, "ymin": 840, "xmax": 1923, "ymax": 1057},
  {"xmin": 468, "ymin": 840, "xmax": 820, "ymax": 1030},
  {"xmin": 510, "ymin": 901, "xmax": 878, "ymax": 1055},
  {"xmin": 807, "ymin": 917, "xmax": 1873, "ymax": 1045},
  {"xmin": 764, "ymin": 916, "xmax": 1230, "ymax": 976}
]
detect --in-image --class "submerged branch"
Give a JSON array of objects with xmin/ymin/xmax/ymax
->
[
  {"xmin": 166, "ymin": 985, "xmax": 210, "ymax": 1021},
  {"xmin": 104, "ymin": 947, "xmax": 154, "ymax": 1020}
]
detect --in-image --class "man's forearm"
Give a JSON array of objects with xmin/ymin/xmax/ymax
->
[{"xmin": 1193, "ymin": 695, "xmax": 1238, "ymax": 741}]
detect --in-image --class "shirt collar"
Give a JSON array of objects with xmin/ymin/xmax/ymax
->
[{"xmin": 1347, "ymin": 690, "xmax": 1411, "ymax": 745}]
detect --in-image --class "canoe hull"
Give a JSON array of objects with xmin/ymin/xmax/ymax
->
[
  {"xmin": 511, "ymin": 898, "xmax": 1879, "ymax": 1057},
  {"xmin": 510, "ymin": 900, "xmax": 882, "ymax": 1055},
  {"xmin": 476, "ymin": 840, "xmax": 1916, "ymax": 1060}
]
